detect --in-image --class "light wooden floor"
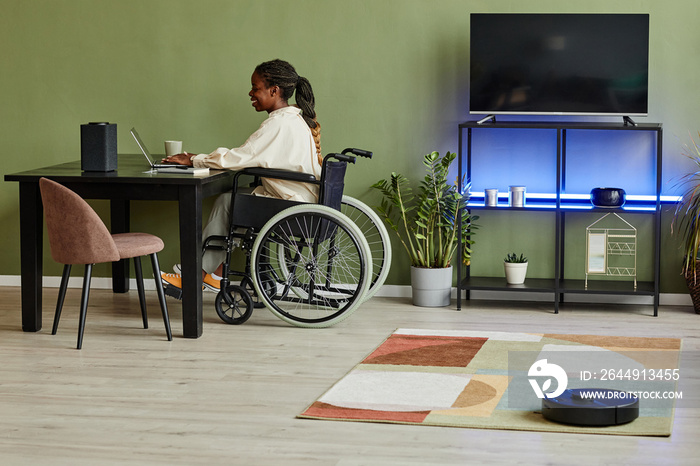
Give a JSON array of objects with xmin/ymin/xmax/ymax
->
[{"xmin": 1, "ymin": 286, "xmax": 699, "ymax": 466}]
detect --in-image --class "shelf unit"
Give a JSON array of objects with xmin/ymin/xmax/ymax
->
[{"xmin": 457, "ymin": 120, "xmax": 671, "ymax": 315}]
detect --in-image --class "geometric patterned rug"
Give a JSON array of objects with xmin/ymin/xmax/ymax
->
[{"xmin": 298, "ymin": 329, "xmax": 682, "ymax": 436}]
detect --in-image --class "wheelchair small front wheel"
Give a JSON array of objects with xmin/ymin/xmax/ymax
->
[{"xmin": 215, "ymin": 285, "xmax": 254, "ymax": 325}]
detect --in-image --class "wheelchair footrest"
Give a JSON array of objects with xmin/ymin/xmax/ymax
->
[{"xmin": 163, "ymin": 284, "xmax": 183, "ymax": 300}]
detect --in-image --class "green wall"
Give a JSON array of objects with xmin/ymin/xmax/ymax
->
[{"xmin": 1, "ymin": 0, "xmax": 699, "ymax": 293}]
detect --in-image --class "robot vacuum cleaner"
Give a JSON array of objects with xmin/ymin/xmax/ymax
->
[{"xmin": 542, "ymin": 388, "xmax": 639, "ymax": 426}]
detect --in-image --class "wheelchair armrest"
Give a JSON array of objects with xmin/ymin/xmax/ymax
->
[{"xmin": 239, "ymin": 167, "xmax": 318, "ymax": 183}]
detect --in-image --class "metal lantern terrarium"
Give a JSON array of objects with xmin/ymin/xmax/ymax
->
[{"xmin": 585, "ymin": 213, "xmax": 637, "ymax": 289}]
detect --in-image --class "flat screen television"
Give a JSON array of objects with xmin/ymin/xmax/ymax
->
[{"xmin": 469, "ymin": 14, "xmax": 649, "ymax": 117}]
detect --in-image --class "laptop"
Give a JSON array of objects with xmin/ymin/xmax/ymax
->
[{"xmin": 130, "ymin": 127, "xmax": 207, "ymax": 174}]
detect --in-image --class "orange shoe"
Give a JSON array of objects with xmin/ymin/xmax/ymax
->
[
  {"xmin": 203, "ymin": 273, "xmax": 221, "ymax": 293},
  {"xmin": 161, "ymin": 272, "xmax": 182, "ymax": 289}
]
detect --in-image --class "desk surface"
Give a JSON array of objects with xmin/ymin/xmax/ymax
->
[
  {"xmin": 5, "ymin": 155, "xmax": 236, "ymax": 339},
  {"xmin": 6, "ymin": 154, "xmax": 229, "ymax": 185}
]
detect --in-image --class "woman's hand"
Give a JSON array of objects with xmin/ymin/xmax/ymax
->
[{"xmin": 161, "ymin": 152, "xmax": 195, "ymax": 166}]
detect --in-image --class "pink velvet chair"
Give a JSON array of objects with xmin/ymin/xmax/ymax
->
[{"xmin": 39, "ymin": 177, "xmax": 172, "ymax": 349}]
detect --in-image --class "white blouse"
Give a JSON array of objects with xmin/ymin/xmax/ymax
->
[{"xmin": 191, "ymin": 106, "xmax": 321, "ymax": 203}]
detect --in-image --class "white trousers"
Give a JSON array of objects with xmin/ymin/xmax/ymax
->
[
  {"xmin": 201, "ymin": 188, "xmax": 257, "ymax": 273},
  {"xmin": 201, "ymin": 192, "xmax": 232, "ymax": 273}
]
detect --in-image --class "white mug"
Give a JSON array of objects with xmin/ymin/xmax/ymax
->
[{"xmin": 164, "ymin": 140, "xmax": 183, "ymax": 157}]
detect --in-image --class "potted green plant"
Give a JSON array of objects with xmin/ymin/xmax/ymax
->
[
  {"xmin": 372, "ymin": 151, "xmax": 477, "ymax": 307},
  {"xmin": 504, "ymin": 252, "xmax": 528, "ymax": 285},
  {"xmin": 671, "ymin": 132, "xmax": 700, "ymax": 313}
]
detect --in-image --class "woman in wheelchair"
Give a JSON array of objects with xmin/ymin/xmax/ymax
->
[{"xmin": 159, "ymin": 59, "xmax": 323, "ymax": 293}]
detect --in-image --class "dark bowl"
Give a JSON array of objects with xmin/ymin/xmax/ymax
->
[{"xmin": 590, "ymin": 187, "xmax": 626, "ymax": 207}]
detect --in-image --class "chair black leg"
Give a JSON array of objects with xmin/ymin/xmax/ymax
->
[
  {"xmin": 133, "ymin": 256, "xmax": 148, "ymax": 329},
  {"xmin": 150, "ymin": 253, "xmax": 172, "ymax": 341},
  {"xmin": 52, "ymin": 264, "xmax": 72, "ymax": 335},
  {"xmin": 76, "ymin": 264, "xmax": 93, "ymax": 350}
]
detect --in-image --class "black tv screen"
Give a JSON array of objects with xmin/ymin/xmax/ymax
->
[{"xmin": 469, "ymin": 14, "xmax": 649, "ymax": 116}]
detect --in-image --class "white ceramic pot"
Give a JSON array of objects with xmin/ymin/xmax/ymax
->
[
  {"xmin": 411, "ymin": 266, "xmax": 453, "ymax": 307},
  {"xmin": 504, "ymin": 261, "xmax": 528, "ymax": 285}
]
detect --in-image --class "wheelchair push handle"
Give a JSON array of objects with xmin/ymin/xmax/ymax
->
[
  {"xmin": 324, "ymin": 147, "xmax": 373, "ymax": 164},
  {"xmin": 342, "ymin": 148, "xmax": 373, "ymax": 159},
  {"xmin": 328, "ymin": 153, "xmax": 356, "ymax": 164}
]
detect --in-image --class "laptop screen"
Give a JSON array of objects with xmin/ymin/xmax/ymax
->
[{"xmin": 130, "ymin": 127, "xmax": 155, "ymax": 167}]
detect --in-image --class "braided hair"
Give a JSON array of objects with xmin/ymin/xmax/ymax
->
[{"xmin": 255, "ymin": 59, "xmax": 322, "ymax": 162}]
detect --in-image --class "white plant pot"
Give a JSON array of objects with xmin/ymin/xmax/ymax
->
[
  {"xmin": 411, "ymin": 266, "xmax": 453, "ymax": 307},
  {"xmin": 504, "ymin": 262, "xmax": 528, "ymax": 285}
]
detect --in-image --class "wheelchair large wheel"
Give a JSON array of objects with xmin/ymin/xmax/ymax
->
[
  {"xmin": 340, "ymin": 195, "xmax": 391, "ymax": 301},
  {"xmin": 250, "ymin": 204, "xmax": 372, "ymax": 328},
  {"xmin": 274, "ymin": 196, "xmax": 390, "ymax": 303}
]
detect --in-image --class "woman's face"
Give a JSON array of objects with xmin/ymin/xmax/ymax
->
[{"xmin": 249, "ymin": 71, "xmax": 278, "ymax": 113}]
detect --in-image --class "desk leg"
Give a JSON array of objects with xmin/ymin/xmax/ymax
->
[
  {"xmin": 19, "ymin": 182, "xmax": 43, "ymax": 332},
  {"xmin": 179, "ymin": 185, "xmax": 204, "ymax": 338},
  {"xmin": 110, "ymin": 199, "xmax": 130, "ymax": 293}
]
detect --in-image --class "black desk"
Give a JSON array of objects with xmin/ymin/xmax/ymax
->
[{"xmin": 4, "ymin": 155, "xmax": 236, "ymax": 338}]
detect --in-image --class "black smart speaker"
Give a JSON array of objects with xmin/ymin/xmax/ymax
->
[
  {"xmin": 81, "ymin": 122, "xmax": 117, "ymax": 172},
  {"xmin": 590, "ymin": 187, "xmax": 626, "ymax": 208}
]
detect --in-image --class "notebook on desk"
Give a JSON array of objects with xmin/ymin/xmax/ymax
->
[{"xmin": 130, "ymin": 127, "xmax": 209, "ymax": 175}]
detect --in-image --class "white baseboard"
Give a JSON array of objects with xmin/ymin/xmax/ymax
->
[
  {"xmin": 0, "ymin": 275, "xmax": 159, "ymax": 291},
  {"xmin": 0, "ymin": 275, "xmax": 692, "ymax": 307},
  {"xmin": 373, "ymin": 284, "xmax": 413, "ymax": 298}
]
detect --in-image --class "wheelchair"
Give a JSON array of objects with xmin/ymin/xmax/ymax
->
[{"xmin": 200, "ymin": 148, "xmax": 391, "ymax": 328}]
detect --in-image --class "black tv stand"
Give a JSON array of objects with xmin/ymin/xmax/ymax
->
[
  {"xmin": 457, "ymin": 120, "xmax": 664, "ymax": 316},
  {"xmin": 623, "ymin": 115, "xmax": 637, "ymax": 126}
]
